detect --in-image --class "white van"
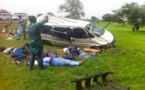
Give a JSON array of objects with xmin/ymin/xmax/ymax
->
[
  {"xmin": 0, "ymin": 12, "xmax": 11, "ymax": 21},
  {"xmin": 37, "ymin": 15, "xmax": 115, "ymax": 49},
  {"xmin": 11, "ymin": 13, "xmax": 28, "ymax": 20}
]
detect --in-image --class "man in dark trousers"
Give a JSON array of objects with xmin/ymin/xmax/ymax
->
[{"xmin": 28, "ymin": 15, "xmax": 48, "ymax": 70}]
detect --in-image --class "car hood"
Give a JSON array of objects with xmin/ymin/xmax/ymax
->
[{"xmin": 100, "ymin": 30, "xmax": 114, "ymax": 43}]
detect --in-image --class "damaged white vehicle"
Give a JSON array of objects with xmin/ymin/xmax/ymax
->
[{"xmin": 37, "ymin": 15, "xmax": 115, "ymax": 49}]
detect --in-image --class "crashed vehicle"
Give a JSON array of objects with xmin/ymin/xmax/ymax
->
[{"xmin": 37, "ymin": 15, "xmax": 115, "ymax": 49}]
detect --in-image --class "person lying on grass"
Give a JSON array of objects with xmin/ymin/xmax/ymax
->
[
  {"xmin": 34, "ymin": 56, "xmax": 85, "ymax": 67},
  {"xmin": 0, "ymin": 43, "xmax": 30, "ymax": 66},
  {"xmin": 11, "ymin": 43, "xmax": 30, "ymax": 65}
]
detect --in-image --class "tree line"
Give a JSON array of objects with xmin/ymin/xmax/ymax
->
[
  {"xmin": 102, "ymin": 2, "xmax": 145, "ymax": 25},
  {"xmin": 47, "ymin": 0, "xmax": 145, "ymax": 26}
]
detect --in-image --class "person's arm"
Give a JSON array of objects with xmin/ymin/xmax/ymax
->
[{"xmin": 36, "ymin": 16, "xmax": 48, "ymax": 28}]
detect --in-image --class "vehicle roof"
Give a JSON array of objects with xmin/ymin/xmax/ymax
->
[{"xmin": 37, "ymin": 15, "xmax": 90, "ymax": 27}]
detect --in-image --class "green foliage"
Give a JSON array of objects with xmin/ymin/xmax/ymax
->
[
  {"xmin": 103, "ymin": 2, "xmax": 145, "ymax": 26},
  {"xmin": 121, "ymin": 2, "xmax": 141, "ymax": 24},
  {"xmin": 1, "ymin": 22, "xmax": 145, "ymax": 90},
  {"xmin": 58, "ymin": 0, "xmax": 85, "ymax": 19},
  {"xmin": 91, "ymin": 16, "xmax": 100, "ymax": 23},
  {"xmin": 113, "ymin": 2, "xmax": 145, "ymax": 25},
  {"xmin": 102, "ymin": 13, "xmax": 115, "ymax": 22}
]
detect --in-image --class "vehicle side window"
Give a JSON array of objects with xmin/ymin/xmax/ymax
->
[
  {"xmin": 52, "ymin": 27, "xmax": 70, "ymax": 40},
  {"xmin": 72, "ymin": 28, "xmax": 87, "ymax": 38},
  {"xmin": 41, "ymin": 25, "xmax": 52, "ymax": 34}
]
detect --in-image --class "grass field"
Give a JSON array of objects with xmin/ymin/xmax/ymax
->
[{"xmin": 0, "ymin": 22, "xmax": 145, "ymax": 90}]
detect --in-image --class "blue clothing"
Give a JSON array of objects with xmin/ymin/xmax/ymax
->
[
  {"xmin": 51, "ymin": 58, "xmax": 80, "ymax": 66},
  {"xmin": 11, "ymin": 52, "xmax": 26, "ymax": 61},
  {"xmin": 36, "ymin": 57, "xmax": 81, "ymax": 67},
  {"xmin": 15, "ymin": 48, "xmax": 24, "ymax": 54},
  {"xmin": 43, "ymin": 51, "xmax": 57, "ymax": 58},
  {"xmin": 11, "ymin": 48, "xmax": 26, "ymax": 61}
]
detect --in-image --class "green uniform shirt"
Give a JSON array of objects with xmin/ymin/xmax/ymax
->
[{"xmin": 28, "ymin": 18, "xmax": 48, "ymax": 54}]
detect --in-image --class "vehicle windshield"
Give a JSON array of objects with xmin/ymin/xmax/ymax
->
[{"xmin": 86, "ymin": 24, "xmax": 104, "ymax": 36}]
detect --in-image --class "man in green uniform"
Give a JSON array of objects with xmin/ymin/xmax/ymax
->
[{"xmin": 28, "ymin": 15, "xmax": 48, "ymax": 70}]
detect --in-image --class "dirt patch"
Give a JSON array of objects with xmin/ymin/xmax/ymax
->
[{"xmin": 0, "ymin": 21, "xmax": 18, "ymax": 26}]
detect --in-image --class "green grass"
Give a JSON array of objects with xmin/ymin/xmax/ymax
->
[{"xmin": 1, "ymin": 22, "xmax": 145, "ymax": 90}]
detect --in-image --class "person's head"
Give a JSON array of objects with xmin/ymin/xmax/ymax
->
[
  {"xmin": 0, "ymin": 47, "xmax": 6, "ymax": 52},
  {"xmin": 28, "ymin": 16, "xmax": 36, "ymax": 23},
  {"xmin": 18, "ymin": 15, "xmax": 22, "ymax": 19},
  {"xmin": 22, "ymin": 43, "xmax": 30, "ymax": 55}
]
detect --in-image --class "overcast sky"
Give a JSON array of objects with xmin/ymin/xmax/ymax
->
[{"xmin": 0, "ymin": 0, "xmax": 145, "ymax": 19}]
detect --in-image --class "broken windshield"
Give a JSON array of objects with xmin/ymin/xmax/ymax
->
[{"xmin": 88, "ymin": 24, "xmax": 104, "ymax": 36}]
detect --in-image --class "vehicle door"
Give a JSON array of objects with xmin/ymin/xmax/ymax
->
[
  {"xmin": 70, "ymin": 27, "xmax": 91, "ymax": 47},
  {"xmin": 49, "ymin": 26, "xmax": 71, "ymax": 46}
]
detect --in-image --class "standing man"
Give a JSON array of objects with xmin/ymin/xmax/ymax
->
[
  {"xmin": 135, "ymin": 21, "xmax": 139, "ymax": 31},
  {"xmin": 28, "ymin": 15, "xmax": 48, "ymax": 70},
  {"xmin": 17, "ymin": 15, "xmax": 26, "ymax": 40}
]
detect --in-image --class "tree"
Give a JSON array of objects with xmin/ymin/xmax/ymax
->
[
  {"xmin": 102, "ymin": 13, "xmax": 114, "ymax": 22},
  {"xmin": 112, "ymin": 9, "xmax": 125, "ymax": 25},
  {"xmin": 47, "ymin": 12, "xmax": 54, "ymax": 16},
  {"xmin": 106, "ymin": 2, "xmax": 145, "ymax": 26},
  {"xmin": 91, "ymin": 16, "xmax": 99, "ymax": 23},
  {"xmin": 140, "ymin": 4, "xmax": 145, "ymax": 25},
  {"xmin": 121, "ymin": 2, "xmax": 141, "ymax": 24},
  {"xmin": 0, "ymin": 9, "xmax": 9, "ymax": 13},
  {"xmin": 58, "ymin": 0, "xmax": 85, "ymax": 19}
]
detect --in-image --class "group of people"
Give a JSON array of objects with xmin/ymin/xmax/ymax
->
[
  {"xmin": 132, "ymin": 21, "xmax": 140, "ymax": 31},
  {"xmin": 1, "ymin": 15, "xmax": 27, "ymax": 40},
  {"xmin": 0, "ymin": 43, "xmax": 85, "ymax": 69},
  {"xmin": 1, "ymin": 14, "xmax": 85, "ymax": 70}
]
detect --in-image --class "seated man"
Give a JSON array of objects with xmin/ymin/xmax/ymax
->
[
  {"xmin": 1, "ymin": 25, "xmax": 9, "ymax": 35},
  {"xmin": 1, "ymin": 25, "xmax": 16, "ymax": 40},
  {"xmin": 34, "ymin": 56, "xmax": 85, "ymax": 67}
]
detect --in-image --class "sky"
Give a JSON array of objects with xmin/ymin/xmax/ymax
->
[{"xmin": 0, "ymin": 0, "xmax": 145, "ymax": 19}]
